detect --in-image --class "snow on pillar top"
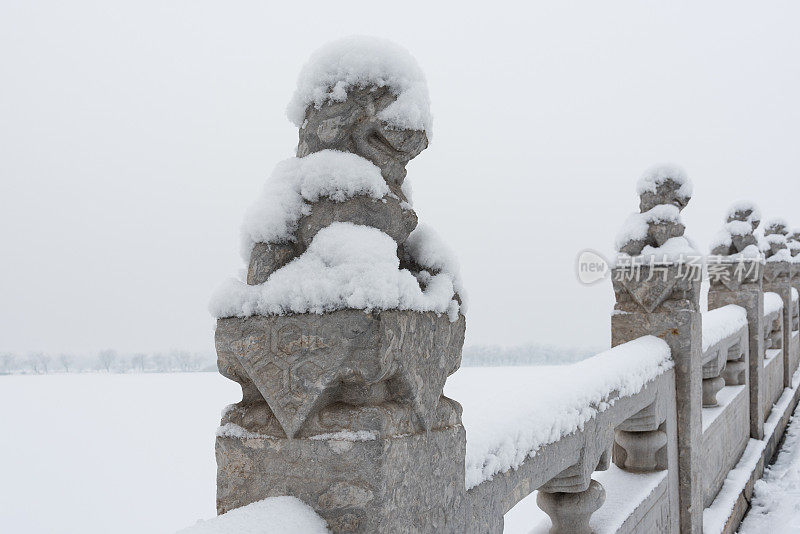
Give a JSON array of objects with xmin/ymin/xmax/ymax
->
[
  {"xmin": 287, "ymin": 36, "xmax": 432, "ymax": 134},
  {"xmin": 614, "ymin": 164, "xmax": 696, "ymax": 259},
  {"xmin": 788, "ymin": 228, "xmax": 800, "ymax": 257},
  {"xmin": 708, "ymin": 200, "xmax": 763, "ymax": 258},
  {"xmin": 289, "ymin": 36, "xmax": 431, "ymax": 188},
  {"xmin": 763, "ymin": 217, "xmax": 793, "ymax": 262}
]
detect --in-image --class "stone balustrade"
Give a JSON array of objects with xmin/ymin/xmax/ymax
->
[
  {"xmin": 701, "ymin": 307, "xmax": 748, "ymax": 407},
  {"xmin": 763, "ymin": 297, "xmax": 786, "ymax": 421},
  {"xmin": 198, "ymin": 41, "xmax": 800, "ymax": 534},
  {"xmin": 457, "ymin": 343, "xmax": 676, "ymax": 533}
]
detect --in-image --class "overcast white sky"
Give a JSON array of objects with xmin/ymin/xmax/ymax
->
[{"xmin": 1, "ymin": 0, "xmax": 799, "ymax": 355}]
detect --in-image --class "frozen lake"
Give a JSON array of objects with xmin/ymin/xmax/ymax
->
[{"xmin": 0, "ymin": 373, "xmax": 240, "ymax": 534}]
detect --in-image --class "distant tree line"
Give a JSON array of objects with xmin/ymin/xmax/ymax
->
[
  {"xmin": 0, "ymin": 350, "xmax": 216, "ymax": 375},
  {"xmin": 0, "ymin": 343, "xmax": 603, "ymax": 375},
  {"xmin": 461, "ymin": 343, "xmax": 602, "ymax": 367}
]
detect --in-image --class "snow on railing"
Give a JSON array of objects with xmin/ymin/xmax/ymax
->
[
  {"xmin": 701, "ymin": 305, "xmax": 748, "ymax": 407},
  {"xmin": 699, "ymin": 305, "xmax": 751, "ymax": 508},
  {"xmin": 765, "ymin": 291, "xmax": 784, "ymax": 317},
  {"xmin": 457, "ymin": 336, "xmax": 675, "ymax": 531},
  {"xmin": 179, "ymin": 497, "xmax": 328, "ymax": 534},
  {"xmin": 447, "ymin": 336, "xmax": 672, "ymax": 491}
]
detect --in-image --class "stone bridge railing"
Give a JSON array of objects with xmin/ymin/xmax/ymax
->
[{"xmin": 194, "ymin": 40, "xmax": 800, "ymax": 534}]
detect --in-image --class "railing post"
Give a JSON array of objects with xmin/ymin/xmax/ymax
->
[
  {"xmin": 762, "ymin": 219, "xmax": 795, "ymax": 387},
  {"xmin": 790, "ymin": 230, "xmax": 800, "ymax": 330},
  {"xmin": 611, "ymin": 165, "xmax": 703, "ymax": 534},
  {"xmin": 707, "ymin": 201, "xmax": 765, "ymax": 439},
  {"xmin": 211, "ymin": 47, "xmax": 469, "ymax": 533}
]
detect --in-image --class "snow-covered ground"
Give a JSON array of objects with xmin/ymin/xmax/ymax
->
[
  {"xmin": 738, "ymin": 403, "xmax": 800, "ymax": 534},
  {"xmin": 4, "ymin": 371, "xmax": 798, "ymax": 533},
  {"xmin": 0, "ymin": 373, "xmax": 240, "ymax": 534}
]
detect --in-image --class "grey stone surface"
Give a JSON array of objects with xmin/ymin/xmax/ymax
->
[
  {"xmin": 763, "ymin": 347, "xmax": 784, "ymax": 419},
  {"xmin": 216, "ymin": 425, "xmax": 466, "ymax": 532},
  {"xmin": 297, "ymin": 86, "xmax": 428, "ymax": 188},
  {"xmin": 216, "ymin": 310, "xmax": 465, "ymax": 440},
  {"xmin": 614, "ymin": 429, "xmax": 668, "ymax": 471},
  {"xmin": 708, "ymin": 260, "xmax": 765, "ymax": 439},
  {"xmin": 701, "ymin": 384, "xmax": 748, "ymax": 507},
  {"xmin": 247, "ymin": 242, "xmax": 297, "ymax": 285},
  {"xmin": 702, "ymin": 376, "xmax": 725, "ymax": 407},
  {"xmin": 638, "ymin": 177, "xmax": 690, "ymax": 213},
  {"xmin": 537, "ymin": 480, "xmax": 605, "ymax": 534},
  {"xmin": 214, "ymin": 308, "xmax": 467, "ymax": 533}
]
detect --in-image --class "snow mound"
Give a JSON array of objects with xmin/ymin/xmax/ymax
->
[
  {"xmin": 212, "ymin": 223, "xmax": 461, "ymax": 320},
  {"xmin": 240, "ymin": 150, "xmax": 388, "ymax": 259},
  {"xmin": 404, "ymin": 223, "xmax": 467, "ymax": 311},
  {"xmin": 708, "ymin": 230, "xmax": 732, "ymax": 251},
  {"xmin": 767, "ymin": 248, "xmax": 793, "ymax": 263},
  {"xmin": 636, "ymin": 164, "xmax": 692, "ymax": 199},
  {"xmin": 178, "ymin": 496, "xmax": 329, "ymax": 534},
  {"xmin": 765, "ymin": 292, "xmax": 784, "ymax": 316},
  {"xmin": 726, "ymin": 220, "xmax": 755, "ymax": 236},
  {"xmin": 614, "ymin": 212, "xmax": 650, "ymax": 251},
  {"xmin": 702, "ymin": 305, "xmax": 747, "ymax": 352},
  {"xmin": 765, "ymin": 216, "xmax": 789, "ymax": 230},
  {"xmin": 446, "ymin": 335, "xmax": 672, "ymax": 490},
  {"xmin": 726, "ymin": 200, "xmax": 761, "ymax": 223},
  {"xmin": 766, "ymin": 233, "xmax": 787, "ymax": 246},
  {"xmin": 639, "ymin": 236, "xmax": 699, "ymax": 261},
  {"xmin": 707, "ymin": 244, "xmax": 763, "ymax": 262},
  {"xmin": 287, "ymin": 36, "xmax": 432, "ymax": 134},
  {"xmin": 613, "ymin": 205, "xmax": 681, "ymax": 251}
]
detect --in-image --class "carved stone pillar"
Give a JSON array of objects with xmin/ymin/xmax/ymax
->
[
  {"xmin": 707, "ymin": 259, "xmax": 764, "ymax": 439},
  {"xmin": 611, "ymin": 165, "xmax": 702, "ymax": 533},
  {"xmin": 211, "ymin": 43, "xmax": 468, "ymax": 533},
  {"xmin": 764, "ymin": 260, "xmax": 794, "ymax": 386},
  {"xmin": 612, "ymin": 262, "xmax": 702, "ymax": 533}
]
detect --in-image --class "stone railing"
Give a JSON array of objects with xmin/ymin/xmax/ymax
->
[
  {"xmin": 699, "ymin": 308, "xmax": 749, "ymax": 509},
  {"xmin": 196, "ymin": 41, "xmax": 800, "ymax": 534},
  {"xmin": 762, "ymin": 295, "xmax": 786, "ymax": 421},
  {"xmin": 456, "ymin": 338, "xmax": 676, "ymax": 533}
]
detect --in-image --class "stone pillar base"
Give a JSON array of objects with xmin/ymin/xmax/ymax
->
[{"xmin": 216, "ymin": 424, "xmax": 466, "ymax": 532}]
